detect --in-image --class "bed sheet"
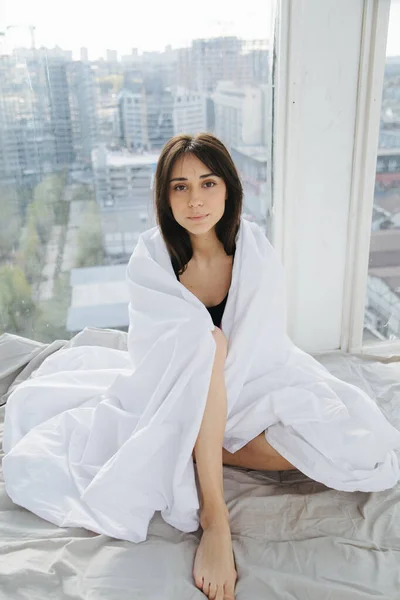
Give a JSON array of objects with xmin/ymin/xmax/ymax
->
[{"xmin": 0, "ymin": 328, "xmax": 399, "ymax": 600}]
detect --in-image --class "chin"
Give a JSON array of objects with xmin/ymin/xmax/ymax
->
[{"xmin": 186, "ymin": 220, "xmax": 215, "ymax": 233}]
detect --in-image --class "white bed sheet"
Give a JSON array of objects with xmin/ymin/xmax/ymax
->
[{"xmin": 0, "ymin": 327, "xmax": 399, "ymax": 600}]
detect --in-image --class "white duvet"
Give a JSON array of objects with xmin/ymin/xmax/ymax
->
[{"xmin": 2, "ymin": 217, "xmax": 400, "ymax": 543}]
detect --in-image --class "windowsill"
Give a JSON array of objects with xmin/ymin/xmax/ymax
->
[{"xmin": 357, "ymin": 338, "xmax": 400, "ymax": 359}]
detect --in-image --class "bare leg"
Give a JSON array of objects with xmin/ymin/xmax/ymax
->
[
  {"xmin": 193, "ymin": 327, "xmax": 237, "ymax": 600},
  {"xmin": 222, "ymin": 432, "xmax": 295, "ymax": 471}
]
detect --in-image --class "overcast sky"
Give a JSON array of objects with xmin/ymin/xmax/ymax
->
[
  {"xmin": 1, "ymin": 0, "xmax": 273, "ymax": 58},
  {"xmin": 386, "ymin": 0, "xmax": 400, "ymax": 56},
  {"xmin": 0, "ymin": 1, "xmax": 399, "ymax": 59}
]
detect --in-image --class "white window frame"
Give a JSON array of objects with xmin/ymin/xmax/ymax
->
[{"xmin": 271, "ymin": 0, "xmax": 392, "ymax": 355}]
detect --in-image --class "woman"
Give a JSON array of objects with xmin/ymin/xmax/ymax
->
[
  {"xmin": 158, "ymin": 132, "xmax": 294, "ymax": 600},
  {"xmin": 3, "ymin": 133, "xmax": 400, "ymax": 600}
]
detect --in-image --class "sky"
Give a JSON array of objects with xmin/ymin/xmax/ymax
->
[
  {"xmin": 0, "ymin": 0, "xmax": 273, "ymax": 59},
  {"xmin": 0, "ymin": 1, "xmax": 399, "ymax": 59},
  {"xmin": 387, "ymin": 0, "xmax": 400, "ymax": 56}
]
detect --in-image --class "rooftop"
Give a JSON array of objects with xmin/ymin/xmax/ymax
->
[
  {"xmin": 92, "ymin": 145, "xmax": 160, "ymax": 169},
  {"xmin": 67, "ymin": 264, "xmax": 129, "ymax": 332}
]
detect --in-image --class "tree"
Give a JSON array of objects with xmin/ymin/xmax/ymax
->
[
  {"xmin": 28, "ymin": 172, "xmax": 67, "ymax": 243},
  {"xmin": 17, "ymin": 221, "xmax": 46, "ymax": 284},
  {"xmin": 98, "ymin": 74, "xmax": 123, "ymax": 95},
  {"xmin": 72, "ymin": 183, "xmax": 95, "ymax": 203},
  {"xmin": 28, "ymin": 183, "xmax": 55, "ymax": 245},
  {"xmin": 48, "ymin": 171, "xmax": 69, "ymax": 225},
  {"xmin": 75, "ymin": 201, "xmax": 105, "ymax": 268},
  {"xmin": 0, "ymin": 265, "xmax": 35, "ymax": 335},
  {"xmin": 33, "ymin": 272, "xmax": 71, "ymax": 343},
  {"xmin": 0, "ymin": 186, "xmax": 21, "ymax": 261}
]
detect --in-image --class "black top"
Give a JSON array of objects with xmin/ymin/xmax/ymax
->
[
  {"xmin": 205, "ymin": 293, "xmax": 229, "ymax": 328},
  {"xmin": 173, "ymin": 250, "xmax": 235, "ymax": 328}
]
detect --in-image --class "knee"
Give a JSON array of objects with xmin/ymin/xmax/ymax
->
[{"xmin": 212, "ymin": 326, "xmax": 227, "ymax": 358}]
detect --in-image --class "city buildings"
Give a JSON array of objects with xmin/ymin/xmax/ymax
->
[
  {"xmin": 0, "ymin": 51, "xmax": 98, "ymax": 186},
  {"xmin": 92, "ymin": 144, "xmax": 158, "ymax": 257},
  {"xmin": 117, "ymin": 84, "xmax": 206, "ymax": 151},
  {"xmin": 212, "ymin": 81, "xmax": 268, "ymax": 149},
  {"xmin": 9, "ymin": 34, "xmax": 400, "ymax": 347}
]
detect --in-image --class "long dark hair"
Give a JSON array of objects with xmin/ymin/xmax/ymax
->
[{"xmin": 154, "ymin": 132, "xmax": 243, "ymax": 275}]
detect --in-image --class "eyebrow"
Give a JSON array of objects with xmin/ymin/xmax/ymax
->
[{"xmin": 169, "ymin": 172, "xmax": 217, "ymax": 183}]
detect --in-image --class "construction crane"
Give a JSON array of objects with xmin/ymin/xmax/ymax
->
[{"xmin": 0, "ymin": 24, "xmax": 36, "ymax": 49}]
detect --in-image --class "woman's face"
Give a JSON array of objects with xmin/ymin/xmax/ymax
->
[{"xmin": 168, "ymin": 153, "xmax": 227, "ymax": 234}]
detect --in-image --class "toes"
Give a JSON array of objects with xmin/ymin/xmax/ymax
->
[
  {"xmin": 194, "ymin": 574, "xmax": 204, "ymax": 590},
  {"xmin": 202, "ymin": 580, "xmax": 210, "ymax": 596},
  {"xmin": 215, "ymin": 584, "xmax": 225, "ymax": 600},
  {"xmin": 208, "ymin": 583, "xmax": 218, "ymax": 599},
  {"xmin": 223, "ymin": 580, "xmax": 236, "ymax": 600}
]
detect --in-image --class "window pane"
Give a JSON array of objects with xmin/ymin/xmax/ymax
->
[
  {"xmin": 364, "ymin": 1, "xmax": 400, "ymax": 343},
  {"xmin": 0, "ymin": 2, "xmax": 274, "ymax": 342}
]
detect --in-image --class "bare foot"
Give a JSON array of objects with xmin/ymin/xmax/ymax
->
[{"xmin": 193, "ymin": 517, "xmax": 237, "ymax": 600}]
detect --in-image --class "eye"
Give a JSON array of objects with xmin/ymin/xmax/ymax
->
[
  {"xmin": 204, "ymin": 181, "xmax": 216, "ymax": 188},
  {"xmin": 174, "ymin": 184, "xmax": 186, "ymax": 191}
]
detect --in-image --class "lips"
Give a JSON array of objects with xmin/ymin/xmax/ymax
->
[{"xmin": 188, "ymin": 214, "xmax": 209, "ymax": 220}]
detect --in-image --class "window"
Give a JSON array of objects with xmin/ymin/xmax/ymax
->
[
  {"xmin": 364, "ymin": 1, "xmax": 400, "ymax": 343},
  {"xmin": 0, "ymin": 0, "xmax": 275, "ymax": 342}
]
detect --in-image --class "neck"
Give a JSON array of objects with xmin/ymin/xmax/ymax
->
[{"xmin": 190, "ymin": 228, "xmax": 225, "ymax": 264}]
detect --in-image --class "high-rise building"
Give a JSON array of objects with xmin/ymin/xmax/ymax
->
[
  {"xmin": 68, "ymin": 61, "xmax": 98, "ymax": 165},
  {"xmin": 80, "ymin": 47, "xmax": 89, "ymax": 62},
  {"xmin": 239, "ymin": 42, "xmax": 270, "ymax": 86},
  {"xmin": 177, "ymin": 47, "xmax": 196, "ymax": 92},
  {"xmin": 0, "ymin": 55, "xmax": 55, "ymax": 186},
  {"xmin": 92, "ymin": 144, "xmax": 158, "ymax": 256},
  {"xmin": 106, "ymin": 49, "xmax": 118, "ymax": 63},
  {"xmin": 191, "ymin": 37, "xmax": 243, "ymax": 93},
  {"xmin": 117, "ymin": 84, "xmax": 206, "ymax": 151},
  {"xmin": 117, "ymin": 86, "xmax": 148, "ymax": 151},
  {"xmin": 45, "ymin": 59, "xmax": 75, "ymax": 165},
  {"xmin": 212, "ymin": 82, "xmax": 268, "ymax": 149},
  {"xmin": 212, "ymin": 81, "xmax": 271, "ymax": 224},
  {"xmin": 146, "ymin": 87, "xmax": 174, "ymax": 149},
  {"xmin": 0, "ymin": 51, "xmax": 99, "ymax": 186},
  {"xmin": 172, "ymin": 87, "xmax": 206, "ymax": 137}
]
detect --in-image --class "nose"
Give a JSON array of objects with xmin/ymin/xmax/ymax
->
[{"xmin": 188, "ymin": 192, "xmax": 203, "ymax": 207}]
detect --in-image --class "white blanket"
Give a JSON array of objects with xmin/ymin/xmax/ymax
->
[{"xmin": 2, "ymin": 217, "xmax": 400, "ymax": 543}]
